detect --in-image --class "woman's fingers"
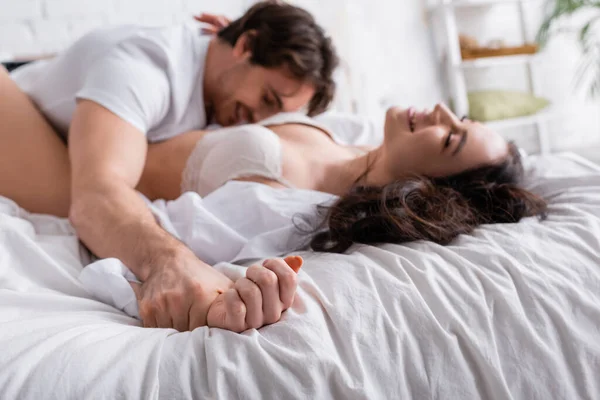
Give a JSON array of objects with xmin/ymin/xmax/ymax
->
[
  {"xmin": 262, "ymin": 258, "xmax": 298, "ymax": 309},
  {"xmin": 193, "ymin": 13, "xmax": 215, "ymax": 24},
  {"xmin": 195, "ymin": 13, "xmax": 232, "ymax": 36},
  {"xmin": 195, "ymin": 256, "xmax": 302, "ymax": 333},
  {"xmin": 234, "ymin": 278, "xmax": 263, "ymax": 329},
  {"xmin": 284, "ymin": 255, "xmax": 303, "ymax": 273},
  {"xmin": 217, "ymin": 16, "xmax": 231, "ymax": 28},
  {"xmin": 194, "ymin": 13, "xmax": 231, "ymax": 29},
  {"xmin": 201, "ymin": 27, "xmax": 219, "ymax": 35},
  {"xmin": 225, "ymin": 288, "xmax": 247, "ymax": 333},
  {"xmin": 246, "ymin": 264, "xmax": 282, "ymax": 324},
  {"xmin": 205, "ymin": 292, "xmax": 227, "ymax": 330}
]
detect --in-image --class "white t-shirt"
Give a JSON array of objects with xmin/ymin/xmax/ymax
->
[{"xmin": 11, "ymin": 25, "xmax": 210, "ymax": 143}]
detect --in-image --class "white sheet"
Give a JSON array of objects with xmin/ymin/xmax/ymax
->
[
  {"xmin": 79, "ymin": 183, "xmax": 335, "ymax": 319},
  {"xmin": 1, "ymin": 152, "xmax": 600, "ymax": 399}
]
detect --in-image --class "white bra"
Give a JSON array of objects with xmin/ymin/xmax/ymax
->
[{"xmin": 181, "ymin": 113, "xmax": 334, "ymax": 197}]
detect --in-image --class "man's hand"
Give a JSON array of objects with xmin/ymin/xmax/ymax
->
[
  {"xmin": 206, "ymin": 256, "xmax": 303, "ymax": 332},
  {"xmin": 194, "ymin": 13, "xmax": 231, "ymax": 35},
  {"xmin": 69, "ymin": 100, "xmax": 234, "ymax": 332},
  {"xmin": 135, "ymin": 249, "xmax": 235, "ymax": 331}
]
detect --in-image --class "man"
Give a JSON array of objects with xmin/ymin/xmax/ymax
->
[{"xmin": 3, "ymin": 1, "xmax": 338, "ymax": 331}]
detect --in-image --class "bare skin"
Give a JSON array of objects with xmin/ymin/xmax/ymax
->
[
  {"xmin": 139, "ymin": 104, "xmax": 510, "ymax": 202},
  {"xmin": 0, "ymin": 67, "xmax": 71, "ymax": 216},
  {"xmin": 173, "ymin": 13, "xmax": 509, "ymax": 196},
  {"xmin": 0, "ymin": 21, "xmax": 315, "ymax": 333},
  {"xmin": 0, "ymin": 12, "xmax": 506, "ymax": 333}
]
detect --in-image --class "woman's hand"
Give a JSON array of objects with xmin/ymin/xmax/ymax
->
[
  {"xmin": 206, "ymin": 256, "xmax": 303, "ymax": 332},
  {"xmin": 194, "ymin": 13, "xmax": 231, "ymax": 35}
]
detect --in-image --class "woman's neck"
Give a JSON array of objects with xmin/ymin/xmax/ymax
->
[{"xmin": 316, "ymin": 147, "xmax": 382, "ymax": 196}]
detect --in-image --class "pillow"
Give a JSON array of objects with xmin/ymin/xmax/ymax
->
[{"xmin": 467, "ymin": 90, "xmax": 550, "ymax": 122}]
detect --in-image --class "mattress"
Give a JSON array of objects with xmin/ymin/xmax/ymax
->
[{"xmin": 0, "ymin": 152, "xmax": 599, "ymax": 399}]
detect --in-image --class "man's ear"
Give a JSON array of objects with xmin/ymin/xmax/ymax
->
[{"xmin": 232, "ymin": 30, "xmax": 256, "ymax": 60}]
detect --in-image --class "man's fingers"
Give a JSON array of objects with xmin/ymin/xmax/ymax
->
[
  {"xmin": 131, "ymin": 281, "xmax": 158, "ymax": 328},
  {"xmin": 262, "ymin": 258, "xmax": 298, "ymax": 309},
  {"xmin": 129, "ymin": 281, "xmax": 142, "ymax": 300},
  {"xmin": 168, "ymin": 295, "xmax": 190, "ymax": 332},
  {"xmin": 225, "ymin": 288, "xmax": 247, "ymax": 333},
  {"xmin": 141, "ymin": 308, "xmax": 158, "ymax": 328},
  {"xmin": 146, "ymin": 317, "xmax": 158, "ymax": 328},
  {"xmin": 135, "ymin": 286, "xmax": 188, "ymax": 331},
  {"xmin": 154, "ymin": 303, "xmax": 173, "ymax": 329},
  {"xmin": 138, "ymin": 295, "xmax": 157, "ymax": 328},
  {"xmin": 188, "ymin": 301, "xmax": 206, "ymax": 331},
  {"xmin": 235, "ymin": 278, "xmax": 263, "ymax": 329},
  {"xmin": 172, "ymin": 311, "xmax": 190, "ymax": 332}
]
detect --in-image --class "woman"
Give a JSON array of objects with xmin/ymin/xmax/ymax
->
[{"xmin": 139, "ymin": 103, "xmax": 547, "ymax": 253}]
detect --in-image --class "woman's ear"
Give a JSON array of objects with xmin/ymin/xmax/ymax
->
[{"xmin": 232, "ymin": 30, "xmax": 256, "ymax": 60}]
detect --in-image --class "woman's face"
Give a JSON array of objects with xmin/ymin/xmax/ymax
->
[{"xmin": 375, "ymin": 104, "xmax": 508, "ymax": 181}]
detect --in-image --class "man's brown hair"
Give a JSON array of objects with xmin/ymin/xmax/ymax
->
[{"xmin": 218, "ymin": 1, "xmax": 339, "ymax": 116}]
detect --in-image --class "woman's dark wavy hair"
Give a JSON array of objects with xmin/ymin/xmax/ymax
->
[
  {"xmin": 218, "ymin": 1, "xmax": 338, "ymax": 116},
  {"xmin": 311, "ymin": 142, "xmax": 548, "ymax": 253}
]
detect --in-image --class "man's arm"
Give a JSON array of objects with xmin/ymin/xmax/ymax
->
[{"xmin": 68, "ymin": 100, "xmax": 233, "ymax": 330}]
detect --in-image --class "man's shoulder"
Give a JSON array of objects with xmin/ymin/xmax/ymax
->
[
  {"xmin": 115, "ymin": 25, "xmax": 210, "ymax": 79},
  {"xmin": 125, "ymin": 24, "xmax": 207, "ymax": 52},
  {"xmin": 85, "ymin": 24, "xmax": 199, "ymax": 57}
]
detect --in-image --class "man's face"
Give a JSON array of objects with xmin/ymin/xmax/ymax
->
[{"xmin": 212, "ymin": 62, "xmax": 316, "ymax": 126}]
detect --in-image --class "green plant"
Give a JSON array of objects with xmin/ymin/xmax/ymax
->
[{"xmin": 537, "ymin": 0, "xmax": 600, "ymax": 97}]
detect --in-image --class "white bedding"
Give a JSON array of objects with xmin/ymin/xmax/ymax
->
[
  {"xmin": 79, "ymin": 182, "xmax": 337, "ymax": 319},
  {"xmin": 1, "ymin": 153, "xmax": 600, "ymax": 399}
]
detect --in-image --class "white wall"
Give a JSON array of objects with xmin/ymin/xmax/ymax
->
[
  {"xmin": 0, "ymin": 0, "xmax": 598, "ymax": 155},
  {"xmin": 0, "ymin": 0, "xmax": 444, "ymax": 115},
  {"xmin": 287, "ymin": 0, "xmax": 445, "ymax": 116},
  {"xmin": 448, "ymin": 1, "xmax": 600, "ymax": 154},
  {"xmin": 0, "ymin": 0, "xmax": 248, "ymax": 55}
]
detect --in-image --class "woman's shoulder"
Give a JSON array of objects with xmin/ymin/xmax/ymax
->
[
  {"xmin": 199, "ymin": 124, "xmax": 281, "ymax": 150},
  {"xmin": 259, "ymin": 112, "xmax": 316, "ymax": 126},
  {"xmin": 258, "ymin": 111, "xmax": 384, "ymax": 147},
  {"xmin": 259, "ymin": 112, "xmax": 335, "ymax": 140}
]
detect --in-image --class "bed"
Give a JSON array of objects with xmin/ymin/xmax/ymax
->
[{"xmin": 1, "ymin": 151, "xmax": 599, "ymax": 399}]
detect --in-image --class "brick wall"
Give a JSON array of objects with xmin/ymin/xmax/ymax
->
[
  {"xmin": 0, "ymin": 0, "xmax": 445, "ymax": 117},
  {"xmin": 0, "ymin": 0, "xmax": 598, "ymax": 154},
  {"xmin": 0, "ymin": 0, "xmax": 249, "ymax": 57}
]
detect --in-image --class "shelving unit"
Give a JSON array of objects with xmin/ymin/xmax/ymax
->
[
  {"xmin": 459, "ymin": 53, "xmax": 536, "ymax": 69},
  {"xmin": 430, "ymin": 0, "xmax": 554, "ymax": 154},
  {"xmin": 437, "ymin": 0, "xmax": 533, "ymax": 8}
]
